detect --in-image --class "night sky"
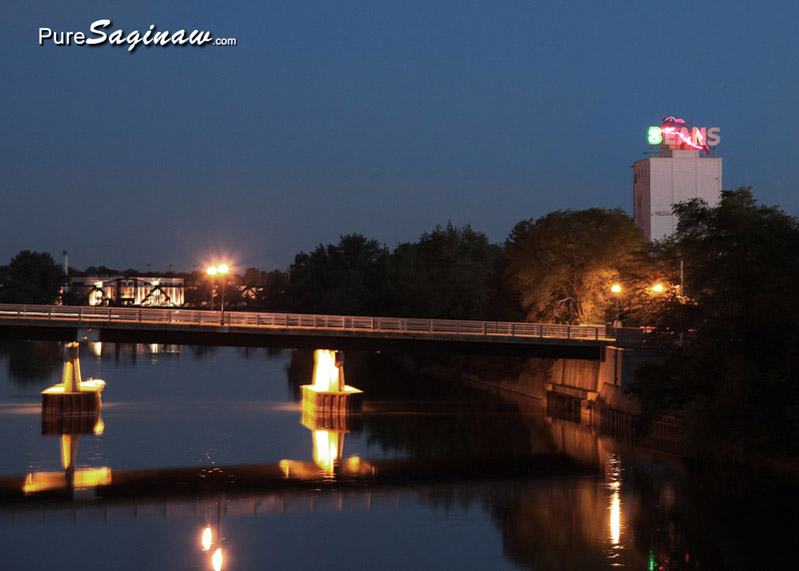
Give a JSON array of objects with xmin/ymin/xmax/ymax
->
[{"xmin": 2, "ymin": 1, "xmax": 797, "ymax": 273}]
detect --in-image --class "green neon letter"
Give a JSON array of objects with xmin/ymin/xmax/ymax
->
[{"xmin": 647, "ymin": 126, "xmax": 662, "ymax": 145}]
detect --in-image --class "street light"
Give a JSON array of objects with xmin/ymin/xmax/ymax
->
[
  {"xmin": 610, "ymin": 283, "xmax": 622, "ymax": 325},
  {"xmin": 206, "ymin": 266, "xmax": 217, "ymax": 311},
  {"xmin": 651, "ymin": 283, "xmax": 665, "ymax": 294},
  {"xmin": 206, "ymin": 264, "xmax": 230, "ymax": 324}
]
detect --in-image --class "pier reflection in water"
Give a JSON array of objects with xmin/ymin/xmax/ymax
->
[
  {"xmin": 0, "ymin": 341, "xmax": 792, "ymax": 570},
  {"xmin": 25, "ymin": 342, "xmax": 110, "ymax": 495},
  {"xmin": 281, "ymin": 349, "xmax": 371, "ymax": 480}
]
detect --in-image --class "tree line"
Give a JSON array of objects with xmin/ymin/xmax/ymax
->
[{"xmin": 4, "ymin": 189, "xmax": 794, "ymax": 331}]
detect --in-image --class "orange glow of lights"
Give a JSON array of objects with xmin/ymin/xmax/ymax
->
[
  {"xmin": 201, "ymin": 527, "xmax": 213, "ymax": 552},
  {"xmin": 93, "ymin": 418, "xmax": 105, "ymax": 435},
  {"xmin": 652, "ymin": 283, "xmax": 665, "ymax": 293},
  {"xmin": 23, "ymin": 467, "xmax": 112, "ymax": 493},
  {"xmin": 206, "ymin": 264, "xmax": 230, "ymax": 277},
  {"xmin": 73, "ymin": 467, "xmax": 112, "ymax": 488},
  {"xmin": 607, "ymin": 453, "xmax": 622, "ymax": 548},
  {"xmin": 23, "ymin": 472, "xmax": 65, "ymax": 494},
  {"xmin": 312, "ymin": 349, "xmax": 344, "ymax": 392},
  {"xmin": 43, "ymin": 378, "xmax": 106, "ymax": 396},
  {"xmin": 312, "ymin": 429, "xmax": 342, "ymax": 475},
  {"xmin": 61, "ymin": 434, "xmax": 77, "ymax": 470},
  {"xmin": 610, "ymin": 490, "xmax": 621, "ymax": 545},
  {"xmin": 211, "ymin": 548, "xmax": 223, "ymax": 571},
  {"xmin": 610, "ymin": 284, "xmax": 622, "ymax": 294}
]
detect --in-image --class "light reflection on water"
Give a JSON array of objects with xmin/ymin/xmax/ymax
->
[
  {"xmin": 0, "ymin": 340, "xmax": 789, "ymax": 570},
  {"xmin": 606, "ymin": 454, "xmax": 624, "ymax": 566}
]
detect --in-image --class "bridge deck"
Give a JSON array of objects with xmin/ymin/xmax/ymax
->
[{"xmin": 0, "ymin": 304, "xmax": 614, "ymax": 359}]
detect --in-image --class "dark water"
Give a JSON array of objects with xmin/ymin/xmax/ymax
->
[{"xmin": 0, "ymin": 340, "xmax": 793, "ymax": 570}]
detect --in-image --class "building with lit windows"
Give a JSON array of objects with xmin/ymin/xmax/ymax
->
[
  {"xmin": 69, "ymin": 276, "xmax": 184, "ymax": 307},
  {"xmin": 633, "ymin": 118, "xmax": 722, "ymax": 241}
]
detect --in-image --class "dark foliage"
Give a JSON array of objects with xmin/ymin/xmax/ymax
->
[
  {"xmin": 628, "ymin": 188, "xmax": 799, "ymax": 464},
  {"xmin": 287, "ymin": 224, "xmax": 500, "ymax": 319},
  {"xmin": 0, "ymin": 250, "xmax": 65, "ymax": 304}
]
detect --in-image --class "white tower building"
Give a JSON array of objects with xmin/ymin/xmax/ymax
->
[{"xmin": 633, "ymin": 119, "xmax": 722, "ymax": 241}]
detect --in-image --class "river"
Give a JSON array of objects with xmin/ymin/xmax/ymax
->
[{"xmin": 0, "ymin": 340, "xmax": 793, "ymax": 570}]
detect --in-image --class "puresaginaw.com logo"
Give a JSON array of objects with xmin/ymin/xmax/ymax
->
[{"xmin": 38, "ymin": 19, "xmax": 237, "ymax": 52}]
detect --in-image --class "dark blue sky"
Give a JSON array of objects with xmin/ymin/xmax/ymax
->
[{"xmin": 2, "ymin": 1, "xmax": 797, "ymax": 273}]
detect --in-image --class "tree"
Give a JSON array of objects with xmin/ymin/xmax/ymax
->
[
  {"xmin": 0, "ymin": 250, "xmax": 65, "ymax": 304},
  {"xmin": 401, "ymin": 223, "xmax": 501, "ymax": 320},
  {"xmin": 289, "ymin": 234, "xmax": 390, "ymax": 315},
  {"xmin": 504, "ymin": 209, "xmax": 648, "ymax": 324},
  {"xmin": 262, "ymin": 269, "xmax": 290, "ymax": 310},
  {"xmin": 628, "ymin": 188, "xmax": 799, "ymax": 464},
  {"xmin": 287, "ymin": 225, "xmax": 500, "ymax": 319},
  {"xmin": 238, "ymin": 268, "xmax": 290, "ymax": 309}
]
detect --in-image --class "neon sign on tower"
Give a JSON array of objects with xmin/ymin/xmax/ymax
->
[{"xmin": 648, "ymin": 117, "xmax": 720, "ymax": 152}]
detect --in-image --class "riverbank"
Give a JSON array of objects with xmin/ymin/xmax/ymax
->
[{"xmin": 410, "ymin": 349, "xmax": 799, "ymax": 490}]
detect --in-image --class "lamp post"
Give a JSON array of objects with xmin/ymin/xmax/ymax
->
[
  {"xmin": 610, "ymin": 283, "xmax": 622, "ymax": 325},
  {"xmin": 206, "ymin": 266, "xmax": 217, "ymax": 311},
  {"xmin": 206, "ymin": 264, "xmax": 230, "ymax": 324}
]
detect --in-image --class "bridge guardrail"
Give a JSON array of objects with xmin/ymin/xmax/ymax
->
[{"xmin": 0, "ymin": 304, "xmax": 614, "ymax": 342}]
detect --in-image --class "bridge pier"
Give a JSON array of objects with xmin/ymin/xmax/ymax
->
[
  {"xmin": 280, "ymin": 350, "xmax": 371, "ymax": 479},
  {"xmin": 42, "ymin": 342, "xmax": 105, "ymax": 416},
  {"xmin": 300, "ymin": 350, "xmax": 363, "ymax": 414}
]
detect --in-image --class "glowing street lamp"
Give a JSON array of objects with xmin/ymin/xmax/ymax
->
[
  {"xmin": 610, "ymin": 283, "xmax": 622, "ymax": 324},
  {"xmin": 206, "ymin": 264, "xmax": 230, "ymax": 323},
  {"xmin": 651, "ymin": 283, "xmax": 665, "ymax": 294}
]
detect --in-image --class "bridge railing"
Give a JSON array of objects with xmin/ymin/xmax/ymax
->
[{"xmin": 0, "ymin": 304, "xmax": 614, "ymax": 342}]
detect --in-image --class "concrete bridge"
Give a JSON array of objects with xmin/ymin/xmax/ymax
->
[{"xmin": 0, "ymin": 303, "xmax": 614, "ymax": 359}]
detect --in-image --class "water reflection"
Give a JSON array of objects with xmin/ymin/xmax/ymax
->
[
  {"xmin": 279, "ymin": 409, "xmax": 370, "ymax": 480},
  {"xmin": 2, "ymin": 341, "xmax": 287, "ymax": 381},
  {"xmin": 0, "ymin": 340, "xmax": 63, "ymax": 385},
  {"xmin": 24, "ymin": 343, "xmax": 111, "ymax": 494},
  {"xmin": 89, "ymin": 341, "xmax": 102, "ymax": 358},
  {"xmin": 24, "ymin": 412, "xmax": 110, "ymax": 494},
  {"xmin": 280, "ymin": 351, "xmax": 372, "ymax": 480},
  {"xmin": 607, "ymin": 454, "xmax": 623, "ymax": 562},
  {"xmin": 200, "ymin": 500, "xmax": 225, "ymax": 571},
  {"xmin": 1, "ymin": 342, "xmax": 794, "ymax": 570}
]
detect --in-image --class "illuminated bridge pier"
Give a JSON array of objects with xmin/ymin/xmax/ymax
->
[
  {"xmin": 29, "ymin": 343, "xmax": 110, "ymax": 494},
  {"xmin": 281, "ymin": 349, "xmax": 367, "ymax": 479},
  {"xmin": 42, "ymin": 342, "xmax": 105, "ymax": 416},
  {"xmin": 301, "ymin": 350, "xmax": 363, "ymax": 415}
]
